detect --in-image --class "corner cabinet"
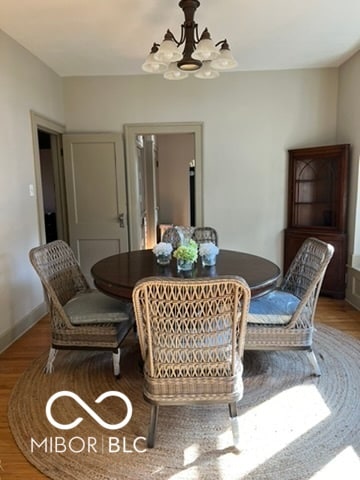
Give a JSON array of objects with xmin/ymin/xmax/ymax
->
[{"xmin": 284, "ymin": 144, "xmax": 350, "ymax": 298}]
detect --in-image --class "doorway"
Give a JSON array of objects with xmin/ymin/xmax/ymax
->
[
  {"xmin": 124, "ymin": 123, "xmax": 203, "ymax": 251},
  {"xmin": 38, "ymin": 131, "xmax": 58, "ymax": 242},
  {"xmin": 135, "ymin": 132, "xmax": 196, "ymax": 249},
  {"xmin": 31, "ymin": 112, "xmax": 67, "ymax": 245}
]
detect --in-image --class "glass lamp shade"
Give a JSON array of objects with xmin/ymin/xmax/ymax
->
[
  {"xmin": 163, "ymin": 62, "xmax": 189, "ymax": 80},
  {"xmin": 142, "ymin": 52, "xmax": 168, "ymax": 73},
  {"xmin": 194, "ymin": 61, "xmax": 219, "ymax": 79},
  {"xmin": 154, "ymin": 39, "xmax": 182, "ymax": 63},
  {"xmin": 193, "ymin": 38, "xmax": 219, "ymax": 61},
  {"xmin": 211, "ymin": 47, "xmax": 238, "ymax": 70}
]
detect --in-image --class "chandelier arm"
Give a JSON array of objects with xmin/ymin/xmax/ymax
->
[
  {"xmin": 178, "ymin": 25, "xmax": 186, "ymax": 46},
  {"xmin": 215, "ymin": 39, "xmax": 226, "ymax": 47},
  {"xmin": 194, "ymin": 24, "xmax": 201, "ymax": 44},
  {"xmin": 166, "ymin": 29, "xmax": 181, "ymax": 45}
]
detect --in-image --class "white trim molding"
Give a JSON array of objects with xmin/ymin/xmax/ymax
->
[{"xmin": 0, "ymin": 303, "xmax": 47, "ymax": 354}]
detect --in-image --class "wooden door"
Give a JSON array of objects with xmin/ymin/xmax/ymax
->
[{"xmin": 63, "ymin": 133, "xmax": 129, "ymax": 285}]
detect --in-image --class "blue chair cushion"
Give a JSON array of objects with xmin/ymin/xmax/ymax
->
[
  {"xmin": 248, "ymin": 290, "xmax": 300, "ymax": 325},
  {"xmin": 64, "ymin": 290, "xmax": 130, "ymax": 325}
]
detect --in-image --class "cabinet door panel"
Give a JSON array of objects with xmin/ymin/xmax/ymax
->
[{"xmin": 284, "ymin": 229, "xmax": 346, "ymax": 298}]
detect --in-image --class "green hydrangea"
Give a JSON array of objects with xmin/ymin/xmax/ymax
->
[{"xmin": 173, "ymin": 239, "xmax": 198, "ymax": 262}]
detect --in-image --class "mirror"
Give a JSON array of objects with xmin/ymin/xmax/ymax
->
[{"xmin": 124, "ymin": 123, "xmax": 203, "ymax": 250}]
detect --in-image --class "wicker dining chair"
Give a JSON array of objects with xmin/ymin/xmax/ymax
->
[
  {"xmin": 29, "ymin": 240, "xmax": 134, "ymax": 376},
  {"xmin": 192, "ymin": 226, "xmax": 218, "ymax": 246},
  {"xmin": 132, "ymin": 275, "xmax": 251, "ymax": 448},
  {"xmin": 161, "ymin": 226, "xmax": 182, "ymax": 248},
  {"xmin": 161, "ymin": 226, "xmax": 194, "ymax": 249},
  {"xmin": 245, "ymin": 237, "xmax": 334, "ymax": 376}
]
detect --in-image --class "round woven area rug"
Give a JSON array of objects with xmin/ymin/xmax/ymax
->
[{"xmin": 8, "ymin": 325, "xmax": 360, "ymax": 480}]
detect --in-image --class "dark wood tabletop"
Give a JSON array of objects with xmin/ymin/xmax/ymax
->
[{"xmin": 91, "ymin": 249, "xmax": 281, "ymax": 300}]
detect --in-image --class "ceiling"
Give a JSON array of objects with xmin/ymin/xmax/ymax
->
[{"xmin": 0, "ymin": 0, "xmax": 359, "ymax": 77}]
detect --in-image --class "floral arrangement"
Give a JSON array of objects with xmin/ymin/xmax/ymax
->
[
  {"xmin": 173, "ymin": 239, "xmax": 198, "ymax": 262},
  {"xmin": 199, "ymin": 242, "xmax": 219, "ymax": 257},
  {"xmin": 152, "ymin": 242, "xmax": 173, "ymax": 257}
]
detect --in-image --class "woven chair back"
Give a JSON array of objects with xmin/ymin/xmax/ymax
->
[
  {"xmin": 281, "ymin": 237, "xmax": 334, "ymax": 300},
  {"xmin": 29, "ymin": 240, "xmax": 89, "ymax": 309},
  {"xmin": 192, "ymin": 227, "xmax": 218, "ymax": 245},
  {"xmin": 162, "ymin": 226, "xmax": 195, "ymax": 248},
  {"xmin": 161, "ymin": 227, "xmax": 182, "ymax": 249},
  {"xmin": 132, "ymin": 276, "xmax": 250, "ymax": 380}
]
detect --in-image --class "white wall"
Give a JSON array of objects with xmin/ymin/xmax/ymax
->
[
  {"xmin": 0, "ymin": 30, "xmax": 64, "ymax": 350},
  {"xmin": 337, "ymin": 50, "xmax": 360, "ymax": 265},
  {"xmin": 64, "ymin": 69, "xmax": 338, "ymax": 265},
  {"xmin": 337, "ymin": 50, "xmax": 360, "ymax": 307}
]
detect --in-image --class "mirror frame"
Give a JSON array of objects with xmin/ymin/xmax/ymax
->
[{"xmin": 124, "ymin": 122, "xmax": 203, "ymax": 250}]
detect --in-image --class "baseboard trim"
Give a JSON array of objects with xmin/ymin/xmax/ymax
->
[
  {"xmin": 346, "ymin": 266, "xmax": 360, "ymax": 311},
  {"xmin": 0, "ymin": 302, "xmax": 47, "ymax": 354}
]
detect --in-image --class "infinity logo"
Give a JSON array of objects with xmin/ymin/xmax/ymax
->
[{"xmin": 46, "ymin": 391, "xmax": 133, "ymax": 430}]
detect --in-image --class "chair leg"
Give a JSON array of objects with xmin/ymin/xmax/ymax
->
[
  {"xmin": 306, "ymin": 349, "xmax": 321, "ymax": 376},
  {"xmin": 147, "ymin": 405, "xmax": 159, "ymax": 448},
  {"xmin": 229, "ymin": 402, "xmax": 240, "ymax": 446},
  {"xmin": 45, "ymin": 347, "xmax": 58, "ymax": 374},
  {"xmin": 112, "ymin": 348, "xmax": 121, "ymax": 378},
  {"xmin": 228, "ymin": 402, "xmax": 237, "ymax": 418}
]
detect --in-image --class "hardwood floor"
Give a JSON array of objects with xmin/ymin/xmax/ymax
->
[
  {"xmin": 315, "ymin": 296, "xmax": 360, "ymax": 340},
  {"xmin": 0, "ymin": 298, "xmax": 359, "ymax": 479}
]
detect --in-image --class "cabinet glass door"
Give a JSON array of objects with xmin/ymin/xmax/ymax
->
[{"xmin": 293, "ymin": 157, "xmax": 337, "ymax": 227}]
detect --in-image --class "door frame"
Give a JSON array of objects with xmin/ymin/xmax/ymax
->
[
  {"xmin": 124, "ymin": 122, "xmax": 203, "ymax": 250},
  {"xmin": 31, "ymin": 111, "xmax": 67, "ymax": 244}
]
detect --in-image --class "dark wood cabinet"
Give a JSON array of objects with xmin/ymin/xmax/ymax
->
[{"xmin": 284, "ymin": 144, "xmax": 349, "ymax": 298}]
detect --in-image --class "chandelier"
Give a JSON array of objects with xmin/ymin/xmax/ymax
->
[{"xmin": 142, "ymin": 0, "xmax": 238, "ymax": 80}]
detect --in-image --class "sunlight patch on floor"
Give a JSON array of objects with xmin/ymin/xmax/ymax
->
[
  {"xmin": 170, "ymin": 468, "xmax": 200, "ymax": 480},
  {"xmin": 165, "ymin": 444, "xmax": 201, "ymax": 479},
  {"xmin": 184, "ymin": 443, "xmax": 200, "ymax": 466},
  {"xmin": 215, "ymin": 384, "xmax": 331, "ymax": 479},
  {"xmin": 167, "ymin": 384, "xmax": 333, "ymax": 480},
  {"xmin": 309, "ymin": 446, "xmax": 360, "ymax": 480}
]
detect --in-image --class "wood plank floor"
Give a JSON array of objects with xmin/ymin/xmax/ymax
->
[{"xmin": 0, "ymin": 297, "xmax": 359, "ymax": 479}]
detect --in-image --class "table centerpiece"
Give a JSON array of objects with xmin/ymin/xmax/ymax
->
[
  {"xmin": 152, "ymin": 242, "xmax": 173, "ymax": 265},
  {"xmin": 199, "ymin": 242, "xmax": 219, "ymax": 267},
  {"xmin": 173, "ymin": 239, "xmax": 198, "ymax": 271}
]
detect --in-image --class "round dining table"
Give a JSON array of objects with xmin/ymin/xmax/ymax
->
[{"xmin": 91, "ymin": 249, "xmax": 281, "ymax": 300}]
